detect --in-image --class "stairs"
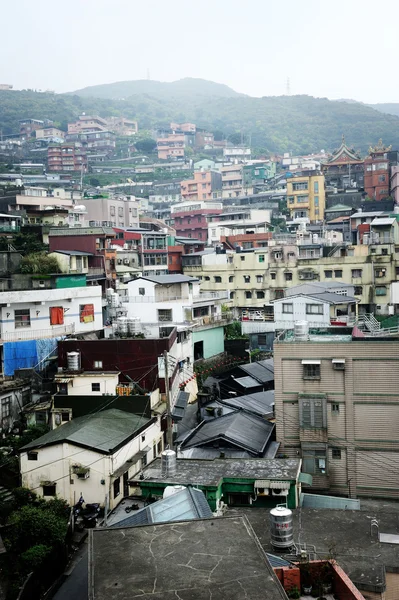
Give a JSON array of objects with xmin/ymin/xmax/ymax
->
[{"xmin": 355, "ymin": 313, "xmax": 399, "ymax": 337}]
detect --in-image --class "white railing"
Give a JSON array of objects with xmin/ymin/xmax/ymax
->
[
  {"xmin": 193, "ymin": 291, "xmax": 229, "ymax": 302},
  {"xmin": 1, "ymin": 323, "xmax": 75, "ymax": 342}
]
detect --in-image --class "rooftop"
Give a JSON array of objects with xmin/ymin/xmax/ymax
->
[
  {"xmin": 53, "ymin": 249, "xmax": 93, "ymax": 256},
  {"xmin": 238, "ymin": 359, "xmax": 274, "ymax": 384},
  {"xmin": 89, "ymin": 516, "xmax": 288, "ymax": 600},
  {"xmin": 221, "ymin": 390, "xmax": 275, "ymax": 417},
  {"xmin": 48, "ymin": 227, "xmax": 115, "ymax": 236},
  {"xmin": 132, "ymin": 457, "xmax": 301, "ymax": 487},
  {"xmin": 20, "ymin": 409, "xmax": 152, "ymax": 454},
  {"xmin": 133, "ymin": 275, "xmax": 199, "ymax": 285}
]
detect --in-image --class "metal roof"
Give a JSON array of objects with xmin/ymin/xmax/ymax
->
[
  {"xmin": 221, "ymin": 391, "xmax": 275, "ymax": 417},
  {"xmin": 371, "ymin": 217, "xmax": 396, "ymax": 226},
  {"xmin": 238, "ymin": 360, "xmax": 274, "ymax": 384},
  {"xmin": 109, "ymin": 487, "xmax": 212, "ymax": 528},
  {"xmin": 135, "ymin": 275, "xmax": 199, "ymax": 285},
  {"xmin": 171, "ymin": 391, "xmax": 189, "ymax": 421},
  {"xmin": 308, "ymin": 291, "xmax": 359, "ymax": 304},
  {"xmin": 20, "ymin": 409, "xmax": 151, "ymax": 454},
  {"xmin": 351, "ymin": 211, "xmax": 384, "ymax": 218},
  {"xmin": 48, "ymin": 227, "xmax": 115, "ymax": 236},
  {"xmin": 53, "ymin": 249, "xmax": 93, "ymax": 256},
  {"xmin": 182, "ymin": 412, "xmax": 275, "ymax": 455},
  {"xmin": 234, "ymin": 375, "xmax": 260, "ymax": 388}
]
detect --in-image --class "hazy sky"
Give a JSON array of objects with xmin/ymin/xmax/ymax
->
[{"xmin": 2, "ymin": 0, "xmax": 398, "ymax": 103}]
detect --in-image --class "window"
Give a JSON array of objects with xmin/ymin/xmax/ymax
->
[
  {"xmin": 256, "ymin": 291, "xmax": 265, "ymax": 299},
  {"xmin": 302, "ymin": 448, "xmax": 327, "ymax": 475},
  {"xmin": 334, "ymin": 270, "xmax": 342, "ymax": 278},
  {"xmin": 375, "ymin": 286, "xmax": 387, "ymax": 296},
  {"xmin": 331, "ymin": 403, "xmax": 340, "ymax": 413},
  {"xmin": 158, "ymin": 309, "xmax": 172, "ymax": 321},
  {"xmin": 288, "ymin": 196, "xmax": 295, "ymax": 204},
  {"xmin": 381, "ymin": 248, "xmax": 388, "ymax": 256},
  {"xmin": 351, "ymin": 269, "xmax": 362, "ymax": 278},
  {"xmin": 375, "ymin": 268, "xmax": 386, "ymax": 278},
  {"xmin": 142, "ymin": 453, "xmax": 147, "ymax": 467},
  {"xmin": 306, "ymin": 304, "xmax": 323, "ymax": 315},
  {"xmin": 256, "ymin": 275, "xmax": 263, "ymax": 283},
  {"xmin": 314, "ymin": 181, "xmax": 319, "ymax": 193},
  {"xmin": 15, "ymin": 309, "xmax": 31, "ymax": 328},
  {"xmin": 1, "ymin": 397, "xmax": 10, "ymax": 420},
  {"xmin": 110, "ymin": 206, "xmax": 116, "ymax": 216},
  {"xmin": 354, "ymin": 286, "xmax": 363, "ymax": 295},
  {"xmin": 314, "ymin": 196, "xmax": 319, "ymax": 206},
  {"xmin": 331, "ymin": 447, "xmax": 341, "ymax": 459},
  {"xmin": 61, "ymin": 412, "xmax": 70, "ymax": 422},
  {"xmin": 244, "ymin": 275, "xmax": 251, "ymax": 283},
  {"xmin": 50, "ymin": 307, "xmax": 64, "ymax": 325},
  {"xmin": 43, "ymin": 484, "xmax": 56, "ymax": 497},
  {"xmin": 91, "ymin": 383, "xmax": 101, "ymax": 392},
  {"xmin": 300, "ymin": 395, "xmax": 326, "ymax": 427},
  {"xmin": 293, "ymin": 182, "xmax": 308, "ymax": 191},
  {"xmin": 245, "ymin": 291, "xmax": 252, "ymax": 299},
  {"xmin": 240, "ymin": 256, "xmax": 245, "ymax": 261},
  {"xmin": 205, "ymin": 276, "xmax": 210, "ymax": 281},
  {"xmin": 214, "ymin": 276, "xmax": 222, "ymax": 283},
  {"xmin": 258, "ymin": 255, "xmax": 265, "ymax": 263},
  {"xmin": 303, "ymin": 363, "xmax": 321, "ymax": 380},
  {"xmin": 113, "ymin": 477, "xmax": 120, "ymax": 498},
  {"xmin": 230, "ymin": 291, "xmax": 235, "ymax": 299},
  {"xmin": 157, "ymin": 440, "xmax": 162, "ymax": 455},
  {"xmin": 94, "ymin": 360, "xmax": 103, "ymax": 369},
  {"xmin": 79, "ymin": 304, "xmax": 94, "ymax": 323},
  {"xmin": 229, "ymin": 275, "xmax": 234, "ymax": 283},
  {"xmin": 282, "ymin": 303, "xmax": 293, "ymax": 314},
  {"xmin": 270, "ymin": 272, "xmax": 276, "ymax": 280},
  {"xmin": 28, "ymin": 451, "xmax": 38, "ymax": 461},
  {"xmin": 284, "ymin": 272, "xmax": 293, "ymax": 281},
  {"xmin": 324, "ymin": 270, "xmax": 332, "ymax": 278}
]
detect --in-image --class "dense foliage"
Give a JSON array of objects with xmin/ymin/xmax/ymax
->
[
  {"xmin": 20, "ymin": 253, "xmax": 61, "ymax": 274},
  {"xmin": 2, "ymin": 86, "xmax": 399, "ymax": 154}
]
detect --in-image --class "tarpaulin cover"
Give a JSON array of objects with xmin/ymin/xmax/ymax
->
[{"xmin": 3, "ymin": 341, "xmax": 38, "ymax": 376}]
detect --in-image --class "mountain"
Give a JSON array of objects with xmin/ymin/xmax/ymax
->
[
  {"xmin": 369, "ymin": 103, "xmax": 399, "ymax": 118},
  {"xmin": 2, "ymin": 88, "xmax": 399, "ymax": 155},
  {"xmin": 69, "ymin": 78, "xmax": 244, "ymax": 100}
]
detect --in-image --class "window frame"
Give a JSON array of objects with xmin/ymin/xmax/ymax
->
[
  {"xmin": 299, "ymin": 396, "xmax": 326, "ymax": 428},
  {"xmin": 14, "ymin": 308, "xmax": 31, "ymax": 329},
  {"xmin": 282, "ymin": 303, "xmax": 293, "ymax": 314},
  {"xmin": 91, "ymin": 382, "xmax": 101, "ymax": 392},
  {"xmin": 302, "ymin": 363, "xmax": 321, "ymax": 380},
  {"xmin": 306, "ymin": 304, "xmax": 323, "ymax": 315}
]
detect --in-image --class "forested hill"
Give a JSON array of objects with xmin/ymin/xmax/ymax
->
[{"xmin": 2, "ymin": 87, "xmax": 399, "ymax": 154}]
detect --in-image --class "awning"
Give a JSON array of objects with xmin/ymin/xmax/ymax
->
[
  {"xmin": 255, "ymin": 479, "xmax": 271, "ymax": 488},
  {"xmin": 269, "ymin": 481, "xmax": 291, "ymax": 490},
  {"xmin": 298, "ymin": 472, "xmax": 313, "ymax": 486},
  {"xmin": 301, "ymin": 360, "xmax": 321, "ymax": 365},
  {"xmin": 55, "ymin": 378, "xmax": 72, "ymax": 383},
  {"xmin": 332, "ymin": 358, "xmax": 345, "ymax": 364},
  {"xmin": 171, "ymin": 391, "xmax": 189, "ymax": 421}
]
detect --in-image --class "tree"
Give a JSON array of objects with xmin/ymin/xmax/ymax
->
[
  {"xmin": 228, "ymin": 133, "xmax": 243, "ymax": 145},
  {"xmin": 134, "ymin": 138, "xmax": 157, "ymax": 153},
  {"xmin": 20, "ymin": 253, "xmax": 61, "ymax": 274},
  {"xmin": 6, "ymin": 505, "xmax": 68, "ymax": 554}
]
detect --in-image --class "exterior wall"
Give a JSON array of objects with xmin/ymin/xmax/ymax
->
[
  {"xmin": 193, "ymin": 326, "xmax": 224, "ymax": 359},
  {"xmin": 287, "ymin": 174, "xmax": 325, "ymax": 221},
  {"xmin": 61, "ymin": 373, "xmax": 119, "ymax": 396},
  {"xmin": 364, "ymin": 153, "xmax": 390, "ymax": 202},
  {"xmin": 20, "ymin": 419, "xmax": 162, "ymax": 509},
  {"xmin": 0, "ymin": 287, "xmax": 103, "ymax": 338},
  {"xmin": 84, "ymin": 197, "xmax": 139, "ymax": 228},
  {"xmin": 1, "ymin": 384, "xmax": 31, "ymax": 431},
  {"xmin": 273, "ymin": 296, "xmax": 330, "ymax": 328},
  {"xmin": 274, "ymin": 339, "xmax": 399, "ymax": 499}
]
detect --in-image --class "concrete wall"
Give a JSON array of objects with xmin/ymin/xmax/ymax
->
[{"xmin": 193, "ymin": 326, "xmax": 224, "ymax": 359}]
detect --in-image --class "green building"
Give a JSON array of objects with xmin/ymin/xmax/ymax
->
[
  {"xmin": 130, "ymin": 457, "xmax": 303, "ymax": 511},
  {"xmin": 243, "ymin": 162, "xmax": 276, "ymax": 186}
]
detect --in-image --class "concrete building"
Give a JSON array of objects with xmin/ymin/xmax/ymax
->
[
  {"xmin": 170, "ymin": 200, "xmax": 222, "ymax": 242},
  {"xmin": 180, "ymin": 170, "xmax": 222, "ymax": 201},
  {"xmin": 84, "ymin": 196, "xmax": 139, "ymax": 229},
  {"xmin": 157, "ymin": 134, "xmax": 185, "ymax": 160},
  {"xmin": 364, "ymin": 139, "xmax": 391, "ymax": 202},
  {"xmin": 67, "ymin": 115, "xmax": 108, "ymax": 134},
  {"xmin": 35, "ymin": 127, "xmax": 65, "ymax": 141},
  {"xmin": 20, "ymin": 409, "xmax": 162, "ymax": 509},
  {"xmin": 0, "ymin": 379, "xmax": 31, "ymax": 433},
  {"xmin": 286, "ymin": 171, "xmax": 325, "ymax": 222},
  {"xmin": 207, "ymin": 208, "xmax": 272, "ymax": 246},
  {"xmin": 223, "ymin": 146, "xmax": 251, "ymax": 161},
  {"xmin": 274, "ymin": 330, "xmax": 399, "ymax": 499},
  {"xmin": 19, "ymin": 118, "xmax": 44, "ymax": 138},
  {"xmin": 47, "ymin": 144, "xmax": 87, "ymax": 172},
  {"xmin": 221, "ymin": 164, "xmax": 246, "ymax": 198}
]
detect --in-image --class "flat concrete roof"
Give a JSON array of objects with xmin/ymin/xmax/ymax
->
[
  {"xmin": 131, "ymin": 457, "xmax": 300, "ymax": 487},
  {"xmin": 230, "ymin": 505, "xmax": 399, "ymax": 593},
  {"xmin": 89, "ymin": 516, "xmax": 288, "ymax": 600}
]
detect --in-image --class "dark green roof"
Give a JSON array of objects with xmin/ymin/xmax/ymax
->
[{"xmin": 21, "ymin": 409, "xmax": 151, "ymax": 454}]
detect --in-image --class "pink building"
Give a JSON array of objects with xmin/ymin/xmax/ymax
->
[
  {"xmin": 170, "ymin": 122, "xmax": 196, "ymax": 133},
  {"xmin": 157, "ymin": 134, "xmax": 185, "ymax": 160},
  {"xmin": 68, "ymin": 115, "xmax": 108, "ymax": 134},
  {"xmin": 181, "ymin": 171, "xmax": 222, "ymax": 201}
]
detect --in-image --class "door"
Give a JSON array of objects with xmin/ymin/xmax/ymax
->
[{"xmin": 123, "ymin": 471, "xmax": 129, "ymax": 497}]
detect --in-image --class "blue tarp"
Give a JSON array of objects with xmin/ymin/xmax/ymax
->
[{"xmin": 3, "ymin": 341, "xmax": 38, "ymax": 376}]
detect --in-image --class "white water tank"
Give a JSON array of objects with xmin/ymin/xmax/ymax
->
[
  {"xmin": 161, "ymin": 449, "xmax": 177, "ymax": 477},
  {"xmin": 270, "ymin": 506, "xmax": 294, "ymax": 550},
  {"xmin": 67, "ymin": 351, "xmax": 80, "ymax": 371},
  {"xmin": 294, "ymin": 320, "xmax": 309, "ymax": 341},
  {"xmin": 128, "ymin": 317, "xmax": 141, "ymax": 336},
  {"xmin": 117, "ymin": 317, "xmax": 128, "ymax": 337},
  {"xmin": 163, "ymin": 485, "xmax": 186, "ymax": 498}
]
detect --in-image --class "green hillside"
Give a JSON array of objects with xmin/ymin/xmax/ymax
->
[
  {"xmin": 369, "ymin": 103, "xmax": 399, "ymax": 118},
  {"xmin": 2, "ymin": 86, "xmax": 399, "ymax": 154}
]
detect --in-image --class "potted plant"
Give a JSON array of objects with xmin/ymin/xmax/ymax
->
[
  {"xmin": 300, "ymin": 561, "xmax": 312, "ymax": 595},
  {"xmin": 287, "ymin": 585, "xmax": 300, "ymax": 599}
]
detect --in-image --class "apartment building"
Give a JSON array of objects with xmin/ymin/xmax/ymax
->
[
  {"xmin": 221, "ymin": 164, "xmax": 247, "ymax": 198},
  {"xmin": 223, "ymin": 147, "xmax": 251, "ymax": 161},
  {"xmin": 47, "ymin": 144, "xmax": 87, "ymax": 172},
  {"xmin": 170, "ymin": 200, "xmax": 222, "ymax": 242},
  {"xmin": 274, "ymin": 330, "xmax": 399, "ymax": 499},
  {"xmin": 105, "ymin": 116, "xmax": 138, "ymax": 136},
  {"xmin": 364, "ymin": 139, "xmax": 391, "ymax": 202},
  {"xmin": 19, "ymin": 118, "xmax": 44, "ymax": 138},
  {"xmin": 35, "ymin": 127, "xmax": 65, "ymax": 141},
  {"xmin": 68, "ymin": 115, "xmax": 108, "ymax": 134},
  {"xmin": 180, "ymin": 170, "xmax": 222, "ymax": 201},
  {"xmin": 207, "ymin": 208, "xmax": 272, "ymax": 246},
  {"xmin": 286, "ymin": 171, "xmax": 325, "ymax": 221},
  {"xmin": 157, "ymin": 134, "xmax": 185, "ymax": 160},
  {"xmin": 195, "ymin": 130, "xmax": 214, "ymax": 149},
  {"xmin": 84, "ymin": 196, "xmax": 139, "ymax": 228}
]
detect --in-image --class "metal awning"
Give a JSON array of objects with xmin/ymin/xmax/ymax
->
[
  {"xmin": 254, "ymin": 480, "xmax": 290, "ymax": 490},
  {"xmin": 55, "ymin": 378, "xmax": 72, "ymax": 383},
  {"xmin": 332, "ymin": 358, "xmax": 345, "ymax": 364},
  {"xmin": 298, "ymin": 472, "xmax": 313, "ymax": 486},
  {"xmin": 301, "ymin": 360, "xmax": 321, "ymax": 365},
  {"xmin": 171, "ymin": 391, "xmax": 189, "ymax": 421}
]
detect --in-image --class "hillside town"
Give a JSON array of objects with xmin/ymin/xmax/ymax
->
[{"xmin": 0, "ymin": 105, "xmax": 399, "ymax": 600}]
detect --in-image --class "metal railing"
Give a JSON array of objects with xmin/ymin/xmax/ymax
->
[
  {"xmin": 1, "ymin": 323, "xmax": 75, "ymax": 342},
  {"xmin": 193, "ymin": 291, "xmax": 229, "ymax": 302}
]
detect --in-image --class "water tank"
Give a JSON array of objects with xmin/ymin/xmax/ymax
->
[
  {"xmin": 294, "ymin": 320, "xmax": 309, "ymax": 341},
  {"xmin": 394, "ymin": 205, "xmax": 399, "ymax": 214},
  {"xmin": 312, "ymin": 234, "xmax": 318, "ymax": 243},
  {"xmin": 117, "ymin": 317, "xmax": 128, "ymax": 337},
  {"xmin": 270, "ymin": 506, "xmax": 294, "ymax": 550},
  {"xmin": 67, "ymin": 351, "xmax": 80, "ymax": 371},
  {"xmin": 163, "ymin": 485, "xmax": 186, "ymax": 498},
  {"xmin": 161, "ymin": 449, "xmax": 177, "ymax": 478},
  {"xmin": 128, "ymin": 317, "xmax": 141, "ymax": 336}
]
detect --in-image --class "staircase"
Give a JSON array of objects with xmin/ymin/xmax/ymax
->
[{"xmin": 355, "ymin": 313, "xmax": 399, "ymax": 337}]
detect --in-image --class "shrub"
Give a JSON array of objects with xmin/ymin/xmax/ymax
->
[{"xmin": 20, "ymin": 544, "xmax": 51, "ymax": 571}]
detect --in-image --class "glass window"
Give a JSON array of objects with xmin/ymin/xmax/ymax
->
[
  {"xmin": 324, "ymin": 270, "xmax": 332, "ymax": 278},
  {"xmin": 229, "ymin": 275, "xmax": 234, "ymax": 283},
  {"xmin": 331, "ymin": 403, "xmax": 340, "ymax": 413},
  {"xmin": 284, "ymin": 272, "xmax": 293, "ymax": 281},
  {"xmin": 256, "ymin": 291, "xmax": 265, "ymax": 299},
  {"xmin": 214, "ymin": 276, "xmax": 222, "ymax": 283},
  {"xmin": 256, "ymin": 275, "xmax": 263, "ymax": 283},
  {"xmin": 351, "ymin": 269, "xmax": 362, "ymax": 278},
  {"xmin": 43, "ymin": 485, "xmax": 56, "ymax": 497},
  {"xmin": 27, "ymin": 452, "xmax": 38, "ymax": 461},
  {"xmin": 331, "ymin": 447, "xmax": 341, "ymax": 459},
  {"xmin": 139, "ymin": 288, "xmax": 145, "ymax": 296},
  {"xmin": 314, "ymin": 181, "xmax": 319, "ymax": 193},
  {"xmin": 303, "ymin": 364, "xmax": 321, "ymax": 380},
  {"xmin": 258, "ymin": 255, "xmax": 265, "ymax": 263},
  {"xmin": 240, "ymin": 256, "xmax": 245, "ymax": 261},
  {"xmin": 245, "ymin": 291, "xmax": 252, "ymax": 299},
  {"xmin": 94, "ymin": 360, "xmax": 103, "ymax": 369},
  {"xmin": 354, "ymin": 286, "xmax": 363, "ymax": 295},
  {"xmin": 270, "ymin": 272, "xmax": 276, "ymax": 280},
  {"xmin": 92, "ymin": 383, "xmax": 101, "ymax": 392},
  {"xmin": 113, "ymin": 477, "xmax": 120, "ymax": 498},
  {"xmin": 300, "ymin": 397, "xmax": 326, "ymax": 427},
  {"xmin": 314, "ymin": 196, "xmax": 319, "ymax": 206},
  {"xmin": 334, "ymin": 270, "xmax": 343, "ymax": 278},
  {"xmin": 15, "ymin": 309, "xmax": 30, "ymax": 328},
  {"xmin": 306, "ymin": 304, "xmax": 323, "ymax": 315},
  {"xmin": 158, "ymin": 309, "xmax": 173, "ymax": 321},
  {"xmin": 1, "ymin": 397, "xmax": 10, "ymax": 420},
  {"xmin": 282, "ymin": 303, "xmax": 293, "ymax": 314},
  {"xmin": 244, "ymin": 275, "xmax": 251, "ymax": 283}
]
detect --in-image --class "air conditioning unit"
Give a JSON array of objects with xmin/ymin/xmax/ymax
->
[
  {"xmin": 272, "ymin": 489, "xmax": 289, "ymax": 497},
  {"xmin": 332, "ymin": 359, "xmax": 345, "ymax": 371},
  {"xmin": 123, "ymin": 258, "xmax": 130, "ymax": 265}
]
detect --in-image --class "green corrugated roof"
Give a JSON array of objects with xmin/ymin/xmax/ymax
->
[{"xmin": 21, "ymin": 409, "xmax": 151, "ymax": 454}]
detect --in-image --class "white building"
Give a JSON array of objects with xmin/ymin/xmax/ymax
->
[
  {"xmin": 223, "ymin": 147, "xmax": 251, "ymax": 161},
  {"xmin": 207, "ymin": 209, "xmax": 272, "ymax": 246},
  {"xmin": 20, "ymin": 409, "xmax": 162, "ymax": 509},
  {"xmin": 0, "ymin": 286, "xmax": 103, "ymax": 343},
  {"xmin": 54, "ymin": 370, "xmax": 120, "ymax": 396},
  {"xmin": 272, "ymin": 292, "xmax": 358, "ymax": 329}
]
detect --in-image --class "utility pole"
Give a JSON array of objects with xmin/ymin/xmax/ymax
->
[{"xmin": 163, "ymin": 350, "xmax": 173, "ymax": 449}]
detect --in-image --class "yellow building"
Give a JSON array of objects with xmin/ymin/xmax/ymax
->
[{"xmin": 286, "ymin": 172, "xmax": 325, "ymax": 221}]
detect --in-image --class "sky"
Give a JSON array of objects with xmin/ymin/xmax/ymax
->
[{"xmin": 1, "ymin": 0, "xmax": 399, "ymax": 103}]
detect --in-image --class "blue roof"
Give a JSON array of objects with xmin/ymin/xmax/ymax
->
[{"xmin": 109, "ymin": 487, "xmax": 212, "ymax": 528}]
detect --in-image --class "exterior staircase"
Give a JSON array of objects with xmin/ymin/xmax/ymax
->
[{"xmin": 355, "ymin": 313, "xmax": 399, "ymax": 337}]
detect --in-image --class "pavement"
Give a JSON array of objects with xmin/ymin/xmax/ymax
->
[{"xmin": 52, "ymin": 540, "xmax": 88, "ymax": 600}]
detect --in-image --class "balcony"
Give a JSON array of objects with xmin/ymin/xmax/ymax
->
[
  {"xmin": 0, "ymin": 323, "xmax": 75, "ymax": 343},
  {"xmin": 193, "ymin": 312, "xmax": 233, "ymax": 329},
  {"xmin": 193, "ymin": 291, "xmax": 229, "ymax": 302}
]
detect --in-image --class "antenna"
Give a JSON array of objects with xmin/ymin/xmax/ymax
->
[{"xmin": 286, "ymin": 77, "xmax": 291, "ymax": 96}]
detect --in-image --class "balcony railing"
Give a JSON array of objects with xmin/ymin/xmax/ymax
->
[
  {"xmin": 1, "ymin": 323, "xmax": 75, "ymax": 342},
  {"xmin": 193, "ymin": 291, "xmax": 229, "ymax": 302}
]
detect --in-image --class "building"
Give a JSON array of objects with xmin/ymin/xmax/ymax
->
[
  {"xmin": 104, "ymin": 116, "xmax": 138, "ymax": 136},
  {"xmin": 286, "ymin": 171, "xmax": 325, "ymax": 222},
  {"xmin": 19, "ymin": 118, "xmax": 44, "ymax": 138},
  {"xmin": 67, "ymin": 115, "xmax": 108, "ymax": 134},
  {"xmin": 170, "ymin": 122, "xmax": 196, "ymax": 133},
  {"xmin": 180, "ymin": 170, "xmax": 222, "ymax": 201},
  {"xmin": 84, "ymin": 196, "xmax": 139, "ymax": 229},
  {"xmin": 170, "ymin": 200, "xmax": 222, "ymax": 242},
  {"xmin": 322, "ymin": 137, "xmax": 364, "ymax": 191},
  {"xmin": 47, "ymin": 144, "xmax": 87, "ymax": 172},
  {"xmin": 0, "ymin": 379, "xmax": 31, "ymax": 433},
  {"xmin": 364, "ymin": 139, "xmax": 391, "ymax": 202},
  {"xmin": 207, "ymin": 208, "xmax": 272, "ymax": 246},
  {"xmin": 221, "ymin": 164, "xmax": 246, "ymax": 198},
  {"xmin": 89, "ymin": 516, "xmax": 289, "ymax": 600},
  {"xmin": 35, "ymin": 127, "xmax": 65, "ymax": 141},
  {"xmin": 243, "ymin": 162, "xmax": 277, "ymax": 186},
  {"xmin": 195, "ymin": 130, "xmax": 214, "ymax": 148},
  {"xmin": 65, "ymin": 130, "xmax": 116, "ymax": 154},
  {"xmin": 157, "ymin": 134, "xmax": 185, "ymax": 160},
  {"xmin": 125, "ymin": 274, "xmax": 229, "ymax": 361},
  {"xmin": 274, "ymin": 330, "xmax": 399, "ymax": 498},
  {"xmin": 223, "ymin": 146, "xmax": 251, "ymax": 161},
  {"xmin": 20, "ymin": 408, "xmax": 162, "ymax": 509}
]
